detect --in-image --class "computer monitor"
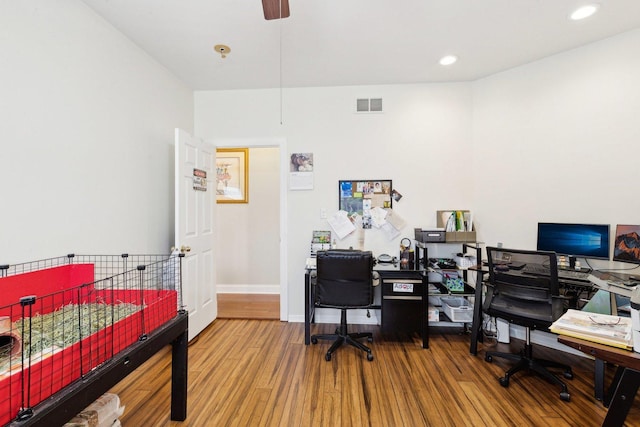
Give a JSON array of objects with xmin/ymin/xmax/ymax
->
[
  {"xmin": 612, "ymin": 224, "xmax": 640, "ymax": 264},
  {"xmin": 536, "ymin": 222, "xmax": 610, "ymax": 260}
]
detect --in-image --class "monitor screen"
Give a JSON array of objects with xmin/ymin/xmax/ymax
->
[
  {"xmin": 613, "ymin": 224, "xmax": 640, "ymax": 264},
  {"xmin": 536, "ymin": 222, "xmax": 610, "ymax": 260}
]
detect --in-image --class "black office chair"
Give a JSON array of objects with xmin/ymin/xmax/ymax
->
[
  {"xmin": 483, "ymin": 247, "xmax": 573, "ymax": 401},
  {"xmin": 311, "ymin": 250, "xmax": 375, "ymax": 361}
]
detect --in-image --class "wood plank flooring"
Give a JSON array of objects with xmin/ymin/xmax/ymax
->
[
  {"xmin": 217, "ymin": 294, "xmax": 279, "ymax": 320},
  {"xmin": 109, "ymin": 320, "xmax": 640, "ymax": 426}
]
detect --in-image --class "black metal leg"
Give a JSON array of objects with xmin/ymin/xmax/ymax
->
[
  {"xmin": 305, "ymin": 271, "xmax": 311, "ymax": 345},
  {"xmin": 470, "ymin": 283, "xmax": 482, "ymax": 355},
  {"xmin": 171, "ymin": 326, "xmax": 188, "ymax": 421},
  {"xmin": 603, "ymin": 368, "xmax": 640, "ymax": 427},
  {"xmin": 469, "ymin": 268, "xmax": 484, "ymax": 355},
  {"xmin": 422, "ymin": 275, "xmax": 429, "ymax": 349},
  {"xmin": 594, "ymin": 359, "xmax": 605, "ymax": 401},
  {"xmin": 604, "ymin": 365, "xmax": 625, "ymax": 408}
]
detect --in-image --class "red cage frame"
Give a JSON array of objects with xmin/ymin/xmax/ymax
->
[{"xmin": 0, "ymin": 259, "xmax": 179, "ymax": 426}]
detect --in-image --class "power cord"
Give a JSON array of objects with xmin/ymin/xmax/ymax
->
[{"xmin": 482, "ymin": 315, "xmax": 498, "ymax": 346}]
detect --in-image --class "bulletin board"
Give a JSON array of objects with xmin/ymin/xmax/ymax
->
[{"xmin": 338, "ymin": 180, "xmax": 392, "ymax": 215}]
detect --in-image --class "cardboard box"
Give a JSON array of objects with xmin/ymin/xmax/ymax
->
[
  {"xmin": 428, "ymin": 305, "xmax": 440, "ymax": 322},
  {"xmin": 446, "ymin": 231, "xmax": 477, "ymax": 242},
  {"xmin": 436, "ymin": 210, "xmax": 476, "ymax": 242}
]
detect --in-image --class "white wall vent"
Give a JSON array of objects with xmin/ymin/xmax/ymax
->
[{"xmin": 356, "ymin": 98, "xmax": 383, "ymax": 113}]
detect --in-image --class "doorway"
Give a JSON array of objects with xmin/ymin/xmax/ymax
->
[{"xmin": 214, "ymin": 139, "xmax": 288, "ymax": 320}]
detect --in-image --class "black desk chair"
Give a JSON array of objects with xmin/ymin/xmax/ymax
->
[
  {"xmin": 311, "ymin": 250, "xmax": 375, "ymax": 361},
  {"xmin": 483, "ymin": 247, "xmax": 573, "ymax": 401}
]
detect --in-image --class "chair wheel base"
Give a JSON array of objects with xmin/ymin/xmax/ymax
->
[
  {"xmin": 367, "ymin": 353, "xmax": 374, "ymax": 361},
  {"xmin": 499, "ymin": 377, "xmax": 509, "ymax": 387},
  {"xmin": 560, "ymin": 391, "xmax": 570, "ymax": 401}
]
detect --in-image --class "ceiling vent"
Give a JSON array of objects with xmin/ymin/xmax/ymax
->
[{"xmin": 356, "ymin": 98, "xmax": 383, "ymax": 113}]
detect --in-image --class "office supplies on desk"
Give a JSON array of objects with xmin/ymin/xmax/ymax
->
[
  {"xmin": 550, "ymin": 309, "xmax": 633, "ymax": 350},
  {"xmin": 591, "ymin": 270, "xmax": 639, "ymax": 289},
  {"xmin": 310, "ymin": 230, "xmax": 332, "ymax": 256},
  {"xmin": 414, "ymin": 228, "xmax": 446, "ymax": 243},
  {"xmin": 454, "ymin": 253, "xmax": 477, "ymax": 269},
  {"xmin": 436, "ymin": 210, "xmax": 476, "ymax": 242},
  {"xmin": 428, "ymin": 258, "xmax": 457, "ymax": 269},
  {"xmin": 523, "ymin": 264, "xmax": 591, "ymax": 282},
  {"xmin": 445, "ymin": 277, "xmax": 465, "ymax": 292},
  {"xmin": 377, "ymin": 254, "xmax": 397, "ymax": 264},
  {"xmin": 505, "ymin": 261, "xmax": 526, "ymax": 269}
]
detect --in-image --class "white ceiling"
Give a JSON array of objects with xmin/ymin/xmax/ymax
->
[{"xmin": 80, "ymin": 0, "xmax": 640, "ymax": 91}]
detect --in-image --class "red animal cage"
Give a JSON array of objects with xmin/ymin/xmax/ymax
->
[{"xmin": 0, "ymin": 254, "xmax": 184, "ymax": 426}]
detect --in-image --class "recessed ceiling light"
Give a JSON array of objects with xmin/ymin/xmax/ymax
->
[
  {"xmin": 439, "ymin": 55, "xmax": 458, "ymax": 66},
  {"xmin": 570, "ymin": 4, "xmax": 600, "ymax": 20}
]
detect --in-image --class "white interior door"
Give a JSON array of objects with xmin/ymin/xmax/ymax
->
[{"xmin": 175, "ymin": 128, "xmax": 216, "ymax": 341}]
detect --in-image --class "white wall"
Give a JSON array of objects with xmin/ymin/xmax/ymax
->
[
  {"xmin": 216, "ymin": 147, "xmax": 280, "ymax": 293},
  {"xmin": 0, "ymin": 1, "xmax": 193, "ymax": 263},
  {"xmin": 472, "ymin": 28, "xmax": 640, "ymax": 270},
  {"xmin": 197, "ymin": 29, "xmax": 640, "ymax": 321},
  {"xmin": 195, "ymin": 84, "xmax": 474, "ymax": 320}
]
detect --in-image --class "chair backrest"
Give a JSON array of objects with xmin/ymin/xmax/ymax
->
[
  {"xmin": 483, "ymin": 246, "xmax": 564, "ymax": 328},
  {"xmin": 315, "ymin": 250, "xmax": 373, "ymax": 308}
]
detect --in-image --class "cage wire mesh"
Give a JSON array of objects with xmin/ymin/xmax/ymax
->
[{"xmin": 0, "ymin": 253, "xmax": 184, "ymax": 424}]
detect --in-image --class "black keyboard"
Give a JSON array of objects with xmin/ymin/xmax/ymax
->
[{"xmin": 522, "ymin": 265, "xmax": 590, "ymax": 282}]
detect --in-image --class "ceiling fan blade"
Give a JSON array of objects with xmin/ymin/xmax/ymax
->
[{"xmin": 262, "ymin": 0, "xmax": 290, "ymax": 20}]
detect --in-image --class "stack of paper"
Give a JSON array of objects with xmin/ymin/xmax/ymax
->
[{"xmin": 550, "ymin": 309, "xmax": 633, "ymax": 350}]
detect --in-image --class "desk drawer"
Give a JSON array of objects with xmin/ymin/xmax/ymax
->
[
  {"xmin": 381, "ymin": 278, "xmax": 424, "ymax": 335},
  {"xmin": 381, "ymin": 295, "xmax": 423, "ymax": 335}
]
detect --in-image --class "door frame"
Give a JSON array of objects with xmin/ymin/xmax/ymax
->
[{"xmin": 213, "ymin": 137, "xmax": 288, "ymax": 321}]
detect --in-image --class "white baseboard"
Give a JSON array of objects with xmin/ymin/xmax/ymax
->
[
  {"xmin": 313, "ymin": 308, "xmax": 381, "ymax": 325},
  {"xmin": 217, "ymin": 284, "xmax": 280, "ymax": 294}
]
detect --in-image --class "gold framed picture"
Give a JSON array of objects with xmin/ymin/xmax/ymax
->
[{"xmin": 216, "ymin": 148, "xmax": 249, "ymax": 203}]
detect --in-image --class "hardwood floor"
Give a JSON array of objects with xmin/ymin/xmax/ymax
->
[
  {"xmin": 217, "ymin": 293, "xmax": 279, "ymax": 320},
  {"xmin": 109, "ymin": 320, "xmax": 640, "ymax": 426}
]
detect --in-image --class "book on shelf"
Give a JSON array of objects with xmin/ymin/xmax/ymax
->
[{"xmin": 550, "ymin": 309, "xmax": 633, "ymax": 350}]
